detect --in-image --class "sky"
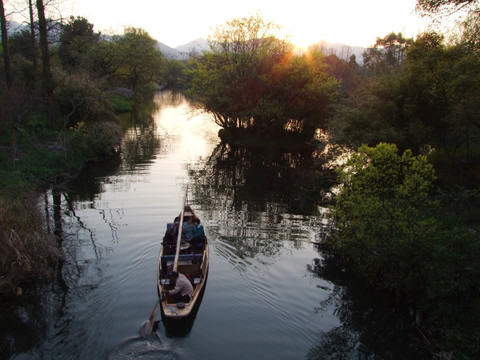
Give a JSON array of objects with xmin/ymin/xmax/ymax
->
[{"xmin": 65, "ymin": 0, "xmax": 428, "ymax": 49}]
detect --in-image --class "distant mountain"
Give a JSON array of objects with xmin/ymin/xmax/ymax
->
[
  {"xmin": 157, "ymin": 42, "xmax": 182, "ymax": 59},
  {"xmin": 176, "ymin": 38, "xmax": 209, "ymax": 54},
  {"xmin": 157, "ymin": 38, "xmax": 209, "ymax": 60},
  {"xmin": 6, "ymin": 20, "xmax": 25, "ymax": 35},
  {"xmin": 157, "ymin": 38, "xmax": 366, "ymax": 63},
  {"xmin": 314, "ymin": 41, "xmax": 366, "ymax": 63}
]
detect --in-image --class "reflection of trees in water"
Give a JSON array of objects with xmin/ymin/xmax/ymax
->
[
  {"xmin": 154, "ymin": 90, "xmax": 185, "ymax": 108},
  {"xmin": 306, "ymin": 256, "xmax": 430, "ymax": 360},
  {"xmin": 187, "ymin": 142, "xmax": 335, "ymax": 265},
  {"xmin": 1, "ymin": 93, "xmax": 180, "ymax": 358},
  {"xmin": 189, "ymin": 142, "xmax": 335, "ymax": 215},
  {"xmin": 0, "ymin": 288, "xmax": 50, "ymax": 358},
  {"xmin": 1, "ymin": 185, "xmax": 116, "ymax": 358},
  {"xmin": 121, "ymin": 108, "xmax": 162, "ymax": 171}
]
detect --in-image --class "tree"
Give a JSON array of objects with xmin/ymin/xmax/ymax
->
[
  {"xmin": 185, "ymin": 13, "xmax": 338, "ymax": 143},
  {"xmin": 0, "ymin": 0, "xmax": 12, "ymax": 88},
  {"xmin": 329, "ymin": 143, "xmax": 438, "ymax": 288},
  {"xmin": 323, "ymin": 52, "xmax": 358, "ymax": 96},
  {"xmin": 326, "ymin": 142, "xmax": 480, "ymax": 358},
  {"xmin": 59, "ymin": 16, "xmax": 100, "ymax": 69},
  {"xmin": 362, "ymin": 32, "xmax": 413, "ymax": 76},
  {"xmin": 330, "ymin": 28, "xmax": 480, "ymax": 160},
  {"xmin": 416, "ymin": 0, "xmax": 479, "ymax": 16},
  {"xmin": 36, "ymin": 0, "xmax": 56, "ymax": 126},
  {"xmin": 27, "ymin": 0, "xmax": 37, "ymax": 74},
  {"xmin": 406, "ymin": 31, "xmax": 480, "ymax": 160},
  {"xmin": 112, "ymin": 27, "xmax": 164, "ymax": 95}
]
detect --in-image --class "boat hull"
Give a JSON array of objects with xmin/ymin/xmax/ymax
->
[{"xmin": 157, "ymin": 225, "xmax": 209, "ymax": 319}]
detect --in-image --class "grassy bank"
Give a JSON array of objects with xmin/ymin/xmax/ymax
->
[{"xmin": 0, "ymin": 117, "xmax": 122, "ymax": 296}]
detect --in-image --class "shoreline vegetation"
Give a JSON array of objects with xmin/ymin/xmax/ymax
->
[
  {"xmin": 0, "ymin": 93, "xmax": 128, "ymax": 297},
  {"xmin": 1, "ymin": 2, "xmax": 480, "ymax": 358}
]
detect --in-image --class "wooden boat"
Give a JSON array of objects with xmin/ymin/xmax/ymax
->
[{"xmin": 157, "ymin": 189, "xmax": 209, "ymax": 319}]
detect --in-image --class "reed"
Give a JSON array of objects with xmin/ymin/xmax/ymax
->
[{"xmin": 0, "ymin": 194, "xmax": 59, "ymax": 296}]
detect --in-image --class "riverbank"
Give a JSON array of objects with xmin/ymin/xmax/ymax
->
[{"xmin": 0, "ymin": 117, "xmax": 123, "ymax": 297}]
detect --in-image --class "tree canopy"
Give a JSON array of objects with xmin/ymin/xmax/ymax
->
[
  {"xmin": 416, "ymin": 0, "xmax": 480, "ymax": 15},
  {"xmin": 185, "ymin": 14, "xmax": 339, "ymax": 143}
]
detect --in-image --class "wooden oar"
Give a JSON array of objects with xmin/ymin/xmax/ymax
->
[{"xmin": 139, "ymin": 301, "xmax": 159, "ymax": 338}]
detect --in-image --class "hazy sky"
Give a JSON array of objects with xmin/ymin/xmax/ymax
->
[{"xmin": 67, "ymin": 0, "xmax": 428, "ymax": 48}]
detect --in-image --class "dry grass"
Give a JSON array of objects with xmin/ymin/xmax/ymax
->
[{"xmin": 0, "ymin": 195, "xmax": 59, "ymax": 295}]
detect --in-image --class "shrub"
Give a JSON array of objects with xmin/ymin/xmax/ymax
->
[{"xmin": 326, "ymin": 142, "xmax": 480, "ymax": 358}]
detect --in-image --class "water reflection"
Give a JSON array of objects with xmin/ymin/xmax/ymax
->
[
  {"xmin": 121, "ymin": 113, "xmax": 161, "ymax": 171},
  {"xmin": 306, "ymin": 254, "xmax": 430, "ymax": 359},
  {"xmin": 186, "ymin": 142, "xmax": 334, "ymax": 270},
  {"xmin": 1, "ymin": 90, "xmax": 428, "ymax": 359},
  {"xmin": 189, "ymin": 142, "xmax": 335, "ymax": 215}
]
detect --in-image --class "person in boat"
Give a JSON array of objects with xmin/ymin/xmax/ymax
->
[
  {"xmin": 163, "ymin": 217, "xmax": 180, "ymax": 246},
  {"xmin": 182, "ymin": 217, "xmax": 195, "ymax": 241},
  {"xmin": 190, "ymin": 218, "xmax": 206, "ymax": 249},
  {"xmin": 164, "ymin": 271, "xmax": 193, "ymax": 303}
]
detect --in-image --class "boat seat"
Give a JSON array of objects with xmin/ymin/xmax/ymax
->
[{"xmin": 161, "ymin": 254, "xmax": 203, "ymax": 269}]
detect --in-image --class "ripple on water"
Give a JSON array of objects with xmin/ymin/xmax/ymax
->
[{"xmin": 106, "ymin": 337, "xmax": 178, "ymax": 360}]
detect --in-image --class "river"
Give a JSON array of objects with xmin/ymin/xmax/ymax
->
[{"xmin": 7, "ymin": 91, "xmax": 428, "ymax": 360}]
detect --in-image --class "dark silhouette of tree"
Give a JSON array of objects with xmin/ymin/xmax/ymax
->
[
  {"xmin": 416, "ymin": 0, "xmax": 479, "ymax": 16},
  {"xmin": 0, "ymin": 0, "xmax": 12, "ymax": 88},
  {"xmin": 36, "ymin": 0, "xmax": 56, "ymax": 126}
]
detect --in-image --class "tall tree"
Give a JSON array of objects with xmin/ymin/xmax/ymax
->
[
  {"xmin": 362, "ymin": 32, "xmax": 412, "ymax": 75},
  {"xmin": 36, "ymin": 0, "xmax": 56, "ymax": 126},
  {"xmin": 0, "ymin": 0, "xmax": 12, "ymax": 88},
  {"xmin": 28, "ymin": 0, "xmax": 37, "ymax": 74}
]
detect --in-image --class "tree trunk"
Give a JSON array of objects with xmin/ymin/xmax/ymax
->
[
  {"xmin": 0, "ymin": 0, "xmax": 12, "ymax": 88},
  {"xmin": 36, "ymin": 0, "xmax": 56, "ymax": 127},
  {"xmin": 28, "ymin": 0, "xmax": 38, "ymax": 74}
]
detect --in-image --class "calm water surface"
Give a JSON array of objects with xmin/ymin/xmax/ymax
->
[{"xmin": 9, "ymin": 91, "xmax": 427, "ymax": 360}]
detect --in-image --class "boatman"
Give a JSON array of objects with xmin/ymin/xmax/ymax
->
[{"xmin": 165, "ymin": 271, "xmax": 193, "ymax": 303}]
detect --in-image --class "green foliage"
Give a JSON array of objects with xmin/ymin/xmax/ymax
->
[
  {"xmin": 331, "ymin": 27, "xmax": 480, "ymax": 162},
  {"xmin": 327, "ymin": 142, "xmax": 480, "ymax": 358},
  {"xmin": 55, "ymin": 69, "xmax": 117, "ymax": 126},
  {"xmin": 329, "ymin": 143, "xmax": 438, "ymax": 287},
  {"xmin": 58, "ymin": 16, "xmax": 100, "ymax": 69},
  {"xmin": 111, "ymin": 27, "xmax": 165, "ymax": 95},
  {"xmin": 162, "ymin": 59, "xmax": 187, "ymax": 88},
  {"xmin": 362, "ymin": 32, "xmax": 413, "ymax": 75},
  {"xmin": 68, "ymin": 121, "xmax": 122, "ymax": 163},
  {"xmin": 108, "ymin": 93, "xmax": 135, "ymax": 113}
]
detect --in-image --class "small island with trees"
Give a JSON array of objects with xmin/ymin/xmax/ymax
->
[{"xmin": 1, "ymin": 0, "xmax": 479, "ymax": 358}]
